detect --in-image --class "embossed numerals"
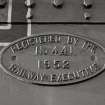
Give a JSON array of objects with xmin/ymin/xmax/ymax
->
[
  {"xmin": 1, "ymin": 34, "xmax": 105, "ymax": 85},
  {"xmin": 39, "ymin": 60, "xmax": 71, "ymax": 70}
]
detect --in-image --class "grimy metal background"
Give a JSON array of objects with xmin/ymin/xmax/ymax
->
[{"xmin": 0, "ymin": 0, "xmax": 105, "ymax": 105}]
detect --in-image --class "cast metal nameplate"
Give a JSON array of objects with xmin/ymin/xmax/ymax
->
[{"xmin": 0, "ymin": 33, "xmax": 105, "ymax": 86}]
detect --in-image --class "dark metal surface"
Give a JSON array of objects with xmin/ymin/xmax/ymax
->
[
  {"xmin": 0, "ymin": 0, "xmax": 105, "ymax": 105},
  {"xmin": 30, "ymin": 0, "xmax": 105, "ymax": 23}
]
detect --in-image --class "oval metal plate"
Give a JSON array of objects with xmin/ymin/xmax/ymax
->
[{"xmin": 0, "ymin": 33, "xmax": 105, "ymax": 86}]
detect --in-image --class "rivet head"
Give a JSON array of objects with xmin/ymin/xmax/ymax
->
[
  {"xmin": 52, "ymin": 0, "xmax": 64, "ymax": 8},
  {"xmin": 25, "ymin": 0, "xmax": 35, "ymax": 8},
  {"xmin": 84, "ymin": 12, "xmax": 91, "ymax": 20},
  {"xmin": 26, "ymin": 9, "xmax": 33, "ymax": 19},
  {"xmin": 0, "ymin": 0, "xmax": 7, "ymax": 8},
  {"xmin": 83, "ymin": 0, "xmax": 93, "ymax": 9}
]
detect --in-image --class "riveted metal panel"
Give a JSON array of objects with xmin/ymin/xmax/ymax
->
[{"xmin": 0, "ymin": 0, "xmax": 105, "ymax": 105}]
